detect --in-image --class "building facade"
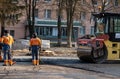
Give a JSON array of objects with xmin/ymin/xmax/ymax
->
[
  {"xmin": 1, "ymin": 0, "xmax": 82, "ymax": 41},
  {"xmin": 1, "ymin": 0, "xmax": 120, "ymax": 40}
]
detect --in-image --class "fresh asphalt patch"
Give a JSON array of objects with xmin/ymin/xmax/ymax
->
[
  {"xmin": 40, "ymin": 57, "xmax": 120, "ymax": 77},
  {"xmin": 9, "ymin": 56, "xmax": 120, "ymax": 77}
]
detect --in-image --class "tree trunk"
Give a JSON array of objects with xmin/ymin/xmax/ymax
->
[
  {"xmin": 57, "ymin": 0, "xmax": 62, "ymax": 47},
  {"xmin": 28, "ymin": 0, "xmax": 35, "ymax": 38},
  {"xmin": 24, "ymin": 25, "xmax": 27, "ymax": 38},
  {"xmin": 28, "ymin": 0, "xmax": 32, "ymax": 38},
  {"xmin": 67, "ymin": 26, "xmax": 72, "ymax": 47},
  {"xmin": 67, "ymin": 18, "xmax": 73, "ymax": 48},
  {"xmin": 32, "ymin": 0, "xmax": 35, "ymax": 34},
  {"xmin": 66, "ymin": 11, "xmax": 72, "ymax": 47},
  {"xmin": 1, "ymin": 26, "xmax": 5, "ymax": 37},
  {"xmin": 0, "ymin": 14, "xmax": 5, "ymax": 36},
  {"xmin": 24, "ymin": 0, "xmax": 28, "ymax": 39},
  {"xmin": 57, "ymin": 14, "xmax": 62, "ymax": 46},
  {"xmin": 66, "ymin": 6, "xmax": 70, "ymax": 47},
  {"xmin": 66, "ymin": 0, "xmax": 74, "ymax": 48}
]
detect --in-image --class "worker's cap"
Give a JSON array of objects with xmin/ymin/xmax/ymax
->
[{"xmin": 32, "ymin": 33, "xmax": 37, "ymax": 37}]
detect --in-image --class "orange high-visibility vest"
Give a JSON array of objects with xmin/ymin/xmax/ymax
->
[
  {"xmin": 30, "ymin": 37, "xmax": 41, "ymax": 46},
  {"xmin": 0, "ymin": 37, "xmax": 3, "ymax": 43},
  {"xmin": 2, "ymin": 35, "xmax": 14, "ymax": 46},
  {"xmin": 8, "ymin": 35, "xmax": 14, "ymax": 45}
]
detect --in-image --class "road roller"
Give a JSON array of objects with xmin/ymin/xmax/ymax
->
[{"xmin": 77, "ymin": 13, "xmax": 120, "ymax": 63}]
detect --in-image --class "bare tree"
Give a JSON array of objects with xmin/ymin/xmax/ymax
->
[
  {"xmin": 56, "ymin": 0, "xmax": 120, "ymax": 47},
  {"xmin": 57, "ymin": 0, "xmax": 66, "ymax": 46},
  {"xmin": 65, "ymin": 0, "xmax": 79, "ymax": 47},
  {"xmin": 24, "ymin": 0, "xmax": 31, "ymax": 38},
  {"xmin": 54, "ymin": 0, "xmax": 80, "ymax": 47},
  {"xmin": 24, "ymin": 0, "xmax": 37, "ymax": 38},
  {"xmin": 85, "ymin": 0, "xmax": 120, "ymax": 13},
  {"xmin": 0, "ymin": 0, "xmax": 25, "ymax": 36},
  {"xmin": 57, "ymin": 0, "xmax": 62, "ymax": 46}
]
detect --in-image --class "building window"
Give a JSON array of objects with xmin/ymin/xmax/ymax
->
[
  {"xmin": 39, "ymin": 27, "xmax": 44, "ymax": 35},
  {"xmin": 46, "ymin": 27, "xmax": 53, "ymax": 36},
  {"xmin": 92, "ymin": 0, "xmax": 97, "ymax": 5},
  {"xmin": 81, "ymin": 0, "xmax": 86, "ymax": 4},
  {"xmin": 56, "ymin": 10, "xmax": 63, "ymax": 19},
  {"xmin": 12, "ymin": 0, "xmax": 18, "ymax": 3},
  {"xmin": 44, "ymin": 0, "xmax": 51, "ymax": 2},
  {"xmin": 112, "ymin": 18, "xmax": 120, "ymax": 32},
  {"xmin": 80, "ymin": 27, "xmax": 85, "ymax": 35},
  {"xmin": 90, "ymin": 26, "xmax": 94, "ymax": 34},
  {"xmin": 35, "ymin": 9, "xmax": 38, "ymax": 18},
  {"xmin": 10, "ymin": 30, "xmax": 15, "ymax": 37},
  {"xmin": 62, "ymin": 28, "xmax": 67, "ymax": 36},
  {"xmin": 73, "ymin": 28, "xmax": 78, "ymax": 40},
  {"xmin": 38, "ymin": 27, "xmax": 53, "ymax": 36},
  {"xmin": 35, "ymin": 27, "xmax": 39, "ymax": 35},
  {"xmin": 44, "ymin": 9, "xmax": 51, "ymax": 19},
  {"xmin": 90, "ymin": 13, "xmax": 95, "ymax": 22},
  {"xmin": 80, "ymin": 12, "xmax": 86, "ymax": 20},
  {"xmin": 35, "ymin": 0, "xmax": 39, "ymax": 2},
  {"xmin": 106, "ymin": 0, "xmax": 110, "ymax": 3},
  {"xmin": 114, "ymin": 0, "xmax": 118, "ymax": 6},
  {"xmin": 52, "ymin": 28, "xmax": 57, "ymax": 36}
]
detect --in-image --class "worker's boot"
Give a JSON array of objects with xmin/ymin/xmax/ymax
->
[
  {"xmin": 0, "ymin": 55, "xmax": 2, "ymax": 61},
  {"xmin": 3, "ymin": 60, "xmax": 8, "ymax": 66},
  {"xmin": 36, "ymin": 60, "xmax": 39, "ymax": 65},
  {"xmin": 9, "ymin": 60, "xmax": 16, "ymax": 66},
  {"xmin": 32, "ymin": 60, "xmax": 36, "ymax": 65}
]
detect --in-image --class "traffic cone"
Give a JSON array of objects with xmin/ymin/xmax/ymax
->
[
  {"xmin": 9, "ymin": 60, "xmax": 16, "ymax": 66},
  {"xmin": 3, "ymin": 60, "xmax": 8, "ymax": 66},
  {"xmin": 0, "ymin": 55, "xmax": 2, "ymax": 61}
]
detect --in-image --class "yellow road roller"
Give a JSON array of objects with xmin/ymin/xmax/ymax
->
[{"xmin": 77, "ymin": 13, "xmax": 120, "ymax": 63}]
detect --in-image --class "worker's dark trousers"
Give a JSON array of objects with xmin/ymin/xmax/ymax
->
[
  {"xmin": 31, "ymin": 45, "xmax": 39, "ymax": 60},
  {"xmin": 3, "ymin": 44, "xmax": 11, "ymax": 60},
  {"xmin": 0, "ymin": 43, "xmax": 3, "ymax": 61}
]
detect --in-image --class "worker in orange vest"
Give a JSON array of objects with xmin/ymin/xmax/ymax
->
[
  {"xmin": 0, "ymin": 35, "xmax": 3, "ymax": 61},
  {"xmin": 29, "ymin": 33, "xmax": 42, "ymax": 65},
  {"xmin": 2, "ymin": 30, "xmax": 15, "ymax": 66}
]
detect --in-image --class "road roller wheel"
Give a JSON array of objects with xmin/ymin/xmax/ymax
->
[
  {"xmin": 91, "ymin": 46, "xmax": 108, "ymax": 63},
  {"xmin": 79, "ymin": 56, "xmax": 93, "ymax": 63},
  {"xmin": 77, "ymin": 52, "xmax": 93, "ymax": 63}
]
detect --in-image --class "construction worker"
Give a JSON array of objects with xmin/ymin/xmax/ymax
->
[
  {"xmin": 98, "ymin": 23, "xmax": 105, "ymax": 34},
  {"xmin": 29, "ymin": 33, "xmax": 42, "ymax": 65},
  {"xmin": 0, "ymin": 35, "xmax": 3, "ymax": 61},
  {"xmin": 2, "ymin": 30, "xmax": 15, "ymax": 66}
]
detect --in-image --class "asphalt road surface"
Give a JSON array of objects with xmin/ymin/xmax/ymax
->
[
  {"xmin": 0, "ymin": 56, "xmax": 120, "ymax": 79},
  {"xmin": 0, "ymin": 64, "xmax": 119, "ymax": 79},
  {"xmin": 40, "ymin": 57, "xmax": 120, "ymax": 77}
]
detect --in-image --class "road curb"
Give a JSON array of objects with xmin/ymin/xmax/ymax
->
[{"xmin": 12, "ymin": 56, "xmax": 79, "ymax": 62}]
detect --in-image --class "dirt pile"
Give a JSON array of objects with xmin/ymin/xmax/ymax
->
[{"xmin": 12, "ymin": 47, "xmax": 77, "ymax": 57}]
